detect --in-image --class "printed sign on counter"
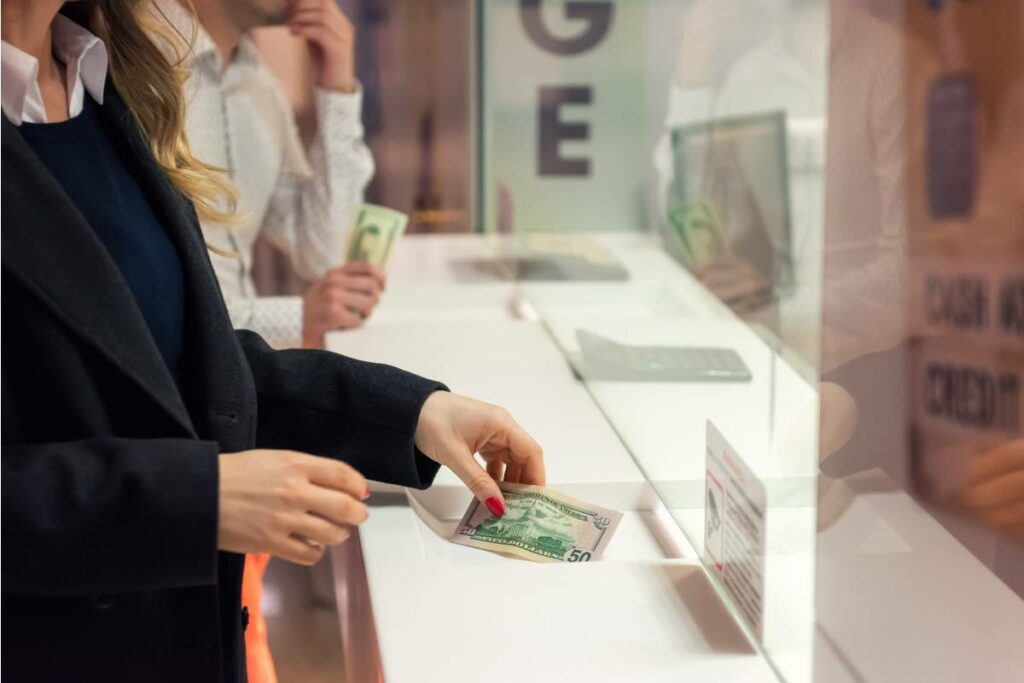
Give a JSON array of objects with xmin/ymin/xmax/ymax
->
[{"xmin": 704, "ymin": 421, "xmax": 767, "ymax": 640}]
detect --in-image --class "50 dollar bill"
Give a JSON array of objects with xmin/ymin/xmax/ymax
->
[{"xmin": 450, "ymin": 482, "xmax": 623, "ymax": 563}]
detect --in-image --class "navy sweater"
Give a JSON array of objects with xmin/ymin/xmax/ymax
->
[{"xmin": 18, "ymin": 95, "xmax": 185, "ymax": 380}]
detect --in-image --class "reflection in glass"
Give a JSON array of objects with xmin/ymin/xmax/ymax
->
[
  {"xmin": 815, "ymin": 1, "xmax": 1023, "ymax": 681},
  {"xmin": 481, "ymin": 1, "xmax": 827, "ymax": 681}
]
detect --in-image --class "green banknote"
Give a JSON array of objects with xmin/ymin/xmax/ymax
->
[
  {"xmin": 345, "ymin": 203, "xmax": 409, "ymax": 268},
  {"xmin": 450, "ymin": 483, "xmax": 623, "ymax": 563},
  {"xmin": 667, "ymin": 200, "xmax": 728, "ymax": 267}
]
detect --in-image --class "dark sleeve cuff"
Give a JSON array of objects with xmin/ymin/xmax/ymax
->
[
  {"xmin": 238, "ymin": 330, "xmax": 450, "ymax": 489},
  {"xmin": 412, "ymin": 449, "xmax": 442, "ymax": 489},
  {"xmin": 139, "ymin": 439, "xmax": 221, "ymax": 589}
]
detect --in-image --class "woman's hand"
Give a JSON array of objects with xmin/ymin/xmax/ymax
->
[
  {"xmin": 959, "ymin": 439, "xmax": 1024, "ymax": 540},
  {"xmin": 218, "ymin": 450, "xmax": 370, "ymax": 565},
  {"xmin": 818, "ymin": 381, "xmax": 859, "ymax": 464},
  {"xmin": 414, "ymin": 392, "xmax": 545, "ymax": 518}
]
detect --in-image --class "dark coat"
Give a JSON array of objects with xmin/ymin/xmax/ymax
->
[{"xmin": 1, "ymin": 88, "xmax": 443, "ymax": 682}]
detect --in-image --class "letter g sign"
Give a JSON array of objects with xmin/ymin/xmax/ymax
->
[{"xmin": 519, "ymin": 0, "xmax": 614, "ymax": 55}]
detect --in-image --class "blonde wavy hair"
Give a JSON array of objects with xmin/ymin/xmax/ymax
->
[{"xmin": 64, "ymin": 0, "xmax": 236, "ymax": 224}]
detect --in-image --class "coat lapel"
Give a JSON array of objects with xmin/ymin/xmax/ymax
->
[
  {"xmin": 2, "ymin": 81, "xmax": 255, "ymax": 445},
  {"xmin": 92, "ymin": 89, "xmax": 254, "ymax": 441},
  {"xmin": 2, "ymin": 113, "xmax": 198, "ymax": 437}
]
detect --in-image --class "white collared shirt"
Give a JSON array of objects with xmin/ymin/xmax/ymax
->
[
  {"xmin": 155, "ymin": 0, "xmax": 375, "ymax": 348},
  {"xmin": 1, "ymin": 14, "xmax": 108, "ymax": 125}
]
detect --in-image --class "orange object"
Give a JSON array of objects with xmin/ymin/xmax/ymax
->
[{"xmin": 242, "ymin": 553, "xmax": 277, "ymax": 683}]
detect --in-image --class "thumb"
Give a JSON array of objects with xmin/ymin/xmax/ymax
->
[{"xmin": 443, "ymin": 440, "xmax": 506, "ymax": 518}]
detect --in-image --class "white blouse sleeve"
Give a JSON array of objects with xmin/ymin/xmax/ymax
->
[
  {"xmin": 224, "ymin": 295, "xmax": 305, "ymax": 349},
  {"xmin": 259, "ymin": 85, "xmax": 376, "ymax": 282}
]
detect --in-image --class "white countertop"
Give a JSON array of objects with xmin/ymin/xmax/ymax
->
[
  {"xmin": 348, "ymin": 494, "xmax": 777, "ymax": 683},
  {"xmin": 327, "ymin": 233, "xmax": 783, "ymax": 682},
  {"xmin": 327, "ymin": 233, "xmax": 1024, "ymax": 683}
]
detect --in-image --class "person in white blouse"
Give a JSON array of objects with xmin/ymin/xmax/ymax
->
[{"xmin": 159, "ymin": 0, "xmax": 380, "ymax": 349}]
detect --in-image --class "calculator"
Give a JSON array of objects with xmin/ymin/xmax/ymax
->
[{"xmin": 574, "ymin": 330, "xmax": 752, "ymax": 382}]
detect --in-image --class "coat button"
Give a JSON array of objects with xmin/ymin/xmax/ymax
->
[{"xmin": 91, "ymin": 595, "xmax": 118, "ymax": 611}]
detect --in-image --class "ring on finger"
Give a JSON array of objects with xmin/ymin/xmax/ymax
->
[{"xmin": 301, "ymin": 536, "xmax": 325, "ymax": 552}]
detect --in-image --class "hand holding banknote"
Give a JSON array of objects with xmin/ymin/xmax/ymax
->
[
  {"xmin": 414, "ymin": 395, "xmax": 623, "ymax": 562},
  {"xmin": 415, "ymin": 392, "xmax": 545, "ymax": 518},
  {"xmin": 302, "ymin": 262, "xmax": 387, "ymax": 348}
]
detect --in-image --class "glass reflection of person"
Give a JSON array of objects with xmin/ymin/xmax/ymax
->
[
  {"xmin": 655, "ymin": 0, "xmax": 828, "ymax": 357},
  {"xmin": 698, "ymin": 151, "xmax": 776, "ymax": 314},
  {"xmin": 925, "ymin": 43, "xmax": 1024, "ymax": 546},
  {"xmin": 816, "ymin": 0, "xmax": 918, "ymax": 511},
  {"xmin": 708, "ymin": 0, "xmax": 827, "ymax": 349},
  {"xmin": 654, "ymin": 0, "xmax": 776, "ymax": 222},
  {"xmin": 817, "ymin": 1, "xmax": 1023, "ymax": 596},
  {"xmin": 954, "ymin": 51, "xmax": 1024, "ymax": 542}
]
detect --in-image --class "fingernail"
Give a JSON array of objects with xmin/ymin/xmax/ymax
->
[
  {"xmin": 363, "ymin": 485, "xmax": 371, "ymax": 500},
  {"xmin": 485, "ymin": 497, "xmax": 505, "ymax": 518}
]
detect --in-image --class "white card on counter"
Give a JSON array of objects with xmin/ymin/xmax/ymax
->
[{"xmin": 704, "ymin": 420, "xmax": 767, "ymax": 639}]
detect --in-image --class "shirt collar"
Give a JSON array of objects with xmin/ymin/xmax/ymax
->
[
  {"xmin": 0, "ymin": 14, "xmax": 107, "ymax": 125},
  {"xmin": 52, "ymin": 13, "xmax": 108, "ymax": 106},
  {"xmin": 154, "ymin": 0, "xmax": 261, "ymax": 78},
  {"xmin": 1, "ymin": 42, "xmax": 41, "ymax": 125}
]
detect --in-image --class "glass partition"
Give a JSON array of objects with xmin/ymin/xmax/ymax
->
[
  {"xmin": 814, "ymin": 2, "xmax": 1024, "ymax": 681},
  {"xmin": 477, "ymin": 1, "xmax": 828, "ymax": 681},
  {"xmin": 476, "ymin": 1, "xmax": 1023, "ymax": 681}
]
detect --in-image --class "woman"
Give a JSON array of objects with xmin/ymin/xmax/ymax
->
[{"xmin": 0, "ymin": 1, "xmax": 544, "ymax": 681}]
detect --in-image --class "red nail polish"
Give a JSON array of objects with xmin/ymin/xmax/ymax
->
[{"xmin": 485, "ymin": 497, "xmax": 505, "ymax": 518}]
